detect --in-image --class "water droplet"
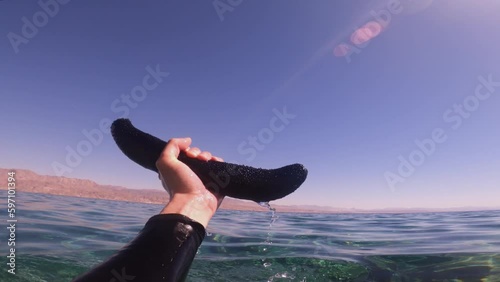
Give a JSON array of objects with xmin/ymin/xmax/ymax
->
[{"xmin": 258, "ymin": 201, "xmax": 270, "ymax": 208}]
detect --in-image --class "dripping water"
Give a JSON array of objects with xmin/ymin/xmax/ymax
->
[
  {"xmin": 258, "ymin": 201, "xmax": 279, "ymax": 269},
  {"xmin": 258, "ymin": 201, "xmax": 279, "ymax": 227}
]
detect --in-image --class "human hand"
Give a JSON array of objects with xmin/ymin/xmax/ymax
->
[{"xmin": 156, "ymin": 137, "xmax": 224, "ymax": 227}]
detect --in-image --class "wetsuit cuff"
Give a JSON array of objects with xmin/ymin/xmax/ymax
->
[
  {"xmin": 147, "ymin": 213, "xmax": 206, "ymax": 237},
  {"xmin": 73, "ymin": 213, "xmax": 206, "ymax": 282}
]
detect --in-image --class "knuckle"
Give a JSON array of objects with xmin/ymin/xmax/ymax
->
[{"xmin": 167, "ymin": 138, "xmax": 178, "ymax": 144}]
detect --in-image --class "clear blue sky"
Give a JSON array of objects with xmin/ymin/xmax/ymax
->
[{"xmin": 1, "ymin": 0, "xmax": 499, "ymax": 209}]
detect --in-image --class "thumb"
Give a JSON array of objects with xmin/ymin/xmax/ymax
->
[{"xmin": 156, "ymin": 137, "xmax": 192, "ymax": 170}]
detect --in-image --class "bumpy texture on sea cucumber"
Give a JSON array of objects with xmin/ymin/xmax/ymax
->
[{"xmin": 111, "ymin": 119, "xmax": 308, "ymax": 202}]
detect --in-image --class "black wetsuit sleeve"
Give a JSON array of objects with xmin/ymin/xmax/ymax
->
[{"xmin": 73, "ymin": 214, "xmax": 206, "ymax": 282}]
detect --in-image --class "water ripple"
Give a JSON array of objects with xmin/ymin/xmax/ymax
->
[{"xmin": 1, "ymin": 191, "xmax": 499, "ymax": 281}]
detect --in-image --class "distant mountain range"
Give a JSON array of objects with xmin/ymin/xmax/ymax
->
[{"xmin": 1, "ymin": 168, "xmax": 498, "ymax": 214}]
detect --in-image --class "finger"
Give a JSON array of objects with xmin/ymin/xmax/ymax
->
[
  {"xmin": 198, "ymin": 151, "xmax": 212, "ymax": 161},
  {"xmin": 185, "ymin": 147, "xmax": 201, "ymax": 157},
  {"xmin": 167, "ymin": 137, "xmax": 192, "ymax": 157},
  {"xmin": 157, "ymin": 137, "xmax": 192, "ymax": 167},
  {"xmin": 211, "ymin": 156, "xmax": 224, "ymax": 162}
]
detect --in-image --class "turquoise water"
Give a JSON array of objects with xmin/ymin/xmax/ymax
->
[{"xmin": 1, "ymin": 191, "xmax": 499, "ymax": 281}]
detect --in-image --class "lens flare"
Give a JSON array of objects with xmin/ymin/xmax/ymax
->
[
  {"xmin": 333, "ymin": 43, "xmax": 351, "ymax": 57},
  {"xmin": 350, "ymin": 21, "xmax": 383, "ymax": 46}
]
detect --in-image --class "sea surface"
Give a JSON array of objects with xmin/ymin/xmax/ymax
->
[{"xmin": 1, "ymin": 191, "xmax": 499, "ymax": 282}]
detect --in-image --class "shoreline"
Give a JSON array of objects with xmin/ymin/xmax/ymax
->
[
  {"xmin": 1, "ymin": 168, "xmax": 499, "ymax": 214},
  {"xmin": 1, "ymin": 188, "xmax": 498, "ymax": 215}
]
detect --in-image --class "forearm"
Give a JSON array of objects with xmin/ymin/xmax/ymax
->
[
  {"xmin": 161, "ymin": 193, "xmax": 218, "ymax": 228},
  {"xmin": 73, "ymin": 214, "xmax": 205, "ymax": 282}
]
